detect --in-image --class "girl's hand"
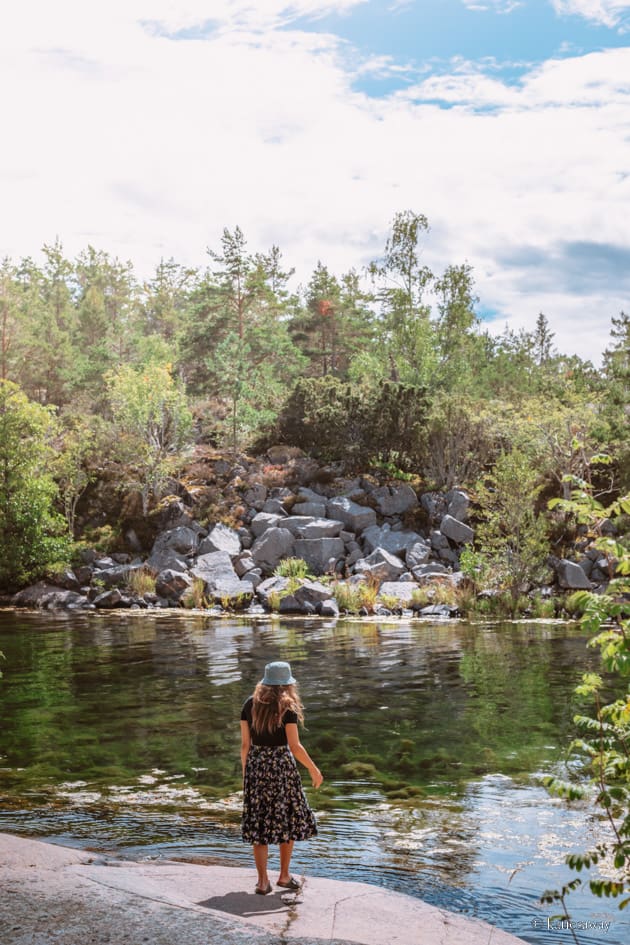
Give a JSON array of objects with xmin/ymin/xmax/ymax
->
[{"xmin": 310, "ymin": 767, "xmax": 323, "ymax": 789}]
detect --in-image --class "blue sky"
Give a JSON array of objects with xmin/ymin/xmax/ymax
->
[
  {"xmin": 1, "ymin": 0, "xmax": 629, "ymax": 361},
  {"xmin": 291, "ymin": 0, "xmax": 629, "ymax": 89}
]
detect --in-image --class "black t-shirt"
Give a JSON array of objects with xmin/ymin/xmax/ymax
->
[{"xmin": 241, "ymin": 696, "xmax": 298, "ymax": 746}]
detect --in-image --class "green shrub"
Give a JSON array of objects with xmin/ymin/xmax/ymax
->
[
  {"xmin": 127, "ymin": 568, "xmax": 156, "ymax": 596},
  {"xmin": 275, "ymin": 557, "xmax": 312, "ymax": 579}
]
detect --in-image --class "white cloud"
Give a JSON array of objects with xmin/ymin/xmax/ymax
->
[
  {"xmin": 551, "ymin": 0, "xmax": 630, "ymax": 28},
  {"xmin": 460, "ymin": 1, "xmax": 523, "ymax": 13},
  {"xmin": 0, "ymin": 3, "xmax": 628, "ymax": 363}
]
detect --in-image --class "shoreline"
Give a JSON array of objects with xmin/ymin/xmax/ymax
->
[{"xmin": 0, "ymin": 831, "xmax": 528, "ymax": 945}]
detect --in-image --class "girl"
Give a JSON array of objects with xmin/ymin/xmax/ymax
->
[{"xmin": 240, "ymin": 660, "xmax": 323, "ymax": 894}]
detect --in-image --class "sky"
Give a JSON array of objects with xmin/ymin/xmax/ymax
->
[{"xmin": 2, "ymin": 1, "xmax": 630, "ymax": 364}]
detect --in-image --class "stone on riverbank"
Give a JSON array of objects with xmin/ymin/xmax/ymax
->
[
  {"xmin": 556, "ymin": 558, "xmax": 593, "ymax": 590},
  {"xmin": 327, "ymin": 496, "xmax": 376, "ymax": 533},
  {"xmin": 0, "ymin": 833, "xmax": 528, "ymax": 945},
  {"xmin": 251, "ymin": 527, "xmax": 295, "ymax": 572}
]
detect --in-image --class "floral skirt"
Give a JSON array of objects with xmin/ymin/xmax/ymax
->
[{"xmin": 242, "ymin": 745, "xmax": 318, "ymax": 845}]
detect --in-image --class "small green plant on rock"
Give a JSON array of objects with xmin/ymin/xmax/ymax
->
[
  {"xmin": 182, "ymin": 577, "xmax": 208, "ymax": 609},
  {"xmin": 127, "ymin": 568, "xmax": 156, "ymax": 597},
  {"xmin": 275, "ymin": 557, "xmax": 312, "ymax": 580}
]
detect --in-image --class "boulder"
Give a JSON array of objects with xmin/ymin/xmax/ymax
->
[
  {"xmin": 446, "ymin": 490, "xmax": 470, "ymax": 522},
  {"xmin": 234, "ymin": 553, "xmax": 256, "ymax": 577},
  {"xmin": 50, "ymin": 569, "xmax": 81, "ymax": 591},
  {"xmin": 412, "ymin": 563, "xmax": 450, "ymax": 582},
  {"xmin": 362, "ymin": 524, "xmax": 423, "ymax": 557},
  {"xmin": 74, "ymin": 565, "xmax": 94, "ymax": 586},
  {"xmin": 243, "ymin": 483, "xmax": 268, "ymax": 511},
  {"xmin": 294, "ymin": 580, "xmax": 334, "ymax": 606},
  {"xmin": 556, "ymin": 559, "xmax": 593, "ymax": 590},
  {"xmin": 578, "ymin": 557, "xmax": 594, "ymax": 578},
  {"xmin": 354, "ymin": 548, "xmax": 405, "ymax": 583},
  {"xmin": 150, "ymin": 497, "xmax": 195, "ymax": 532},
  {"xmin": 256, "ymin": 575, "xmax": 290, "ymax": 606},
  {"xmin": 372, "ymin": 483, "xmax": 418, "ymax": 516},
  {"xmin": 261, "ymin": 498, "xmax": 288, "ymax": 515},
  {"xmin": 251, "ymin": 528, "xmax": 295, "ymax": 573},
  {"xmin": 241, "ymin": 569, "xmax": 263, "ymax": 589},
  {"xmin": 293, "ymin": 538, "xmax": 345, "ymax": 575},
  {"xmin": 155, "ymin": 569, "xmax": 192, "ymax": 600},
  {"xmin": 209, "ymin": 579, "xmax": 254, "ymax": 606},
  {"xmin": 406, "ymin": 540, "xmax": 431, "ymax": 569},
  {"xmin": 93, "ymin": 588, "xmax": 128, "ymax": 609},
  {"xmin": 237, "ymin": 527, "xmax": 253, "ymax": 550},
  {"xmin": 198, "ymin": 523, "xmax": 241, "ymax": 557},
  {"xmin": 145, "ymin": 549, "xmax": 189, "ymax": 574},
  {"xmin": 420, "ymin": 492, "xmax": 448, "ymax": 524},
  {"xmin": 192, "ymin": 549, "xmax": 236, "ymax": 578},
  {"xmin": 280, "ymin": 516, "xmax": 320, "ymax": 537},
  {"xmin": 278, "ymin": 594, "xmax": 301, "ymax": 614},
  {"xmin": 93, "ymin": 556, "xmax": 115, "ymax": 570},
  {"xmin": 250, "ymin": 512, "xmax": 282, "ymax": 538},
  {"xmin": 152, "ymin": 526, "xmax": 200, "ymax": 556},
  {"xmin": 297, "ymin": 486, "xmax": 325, "ymax": 504},
  {"xmin": 327, "ymin": 496, "xmax": 376, "ymax": 533},
  {"xmin": 13, "ymin": 582, "xmax": 87, "ymax": 610},
  {"xmin": 292, "ymin": 501, "xmax": 327, "ymax": 517},
  {"xmin": 96, "ymin": 563, "xmax": 143, "ymax": 588},
  {"xmin": 302, "ymin": 520, "xmax": 344, "ymax": 540},
  {"xmin": 378, "ymin": 582, "xmax": 418, "ymax": 604},
  {"xmin": 418, "ymin": 604, "xmax": 458, "ymax": 618},
  {"xmin": 319, "ymin": 598, "xmax": 340, "ymax": 618},
  {"xmin": 440, "ymin": 515, "xmax": 474, "ymax": 545}
]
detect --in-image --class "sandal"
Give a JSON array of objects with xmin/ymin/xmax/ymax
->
[
  {"xmin": 255, "ymin": 882, "xmax": 272, "ymax": 895},
  {"xmin": 276, "ymin": 877, "xmax": 301, "ymax": 890}
]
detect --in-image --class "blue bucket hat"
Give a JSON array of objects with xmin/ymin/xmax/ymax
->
[{"xmin": 262, "ymin": 661, "xmax": 296, "ymax": 686}]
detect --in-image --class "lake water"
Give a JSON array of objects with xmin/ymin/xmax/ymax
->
[{"xmin": 0, "ymin": 610, "xmax": 627, "ymax": 944}]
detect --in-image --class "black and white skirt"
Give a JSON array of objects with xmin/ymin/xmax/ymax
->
[{"xmin": 242, "ymin": 745, "xmax": 318, "ymax": 845}]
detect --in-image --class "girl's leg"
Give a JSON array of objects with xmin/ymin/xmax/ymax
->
[
  {"xmin": 278, "ymin": 840, "xmax": 295, "ymax": 884},
  {"xmin": 253, "ymin": 843, "xmax": 269, "ymax": 889}
]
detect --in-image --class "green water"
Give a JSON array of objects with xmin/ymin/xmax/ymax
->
[{"xmin": 0, "ymin": 611, "xmax": 627, "ymax": 945}]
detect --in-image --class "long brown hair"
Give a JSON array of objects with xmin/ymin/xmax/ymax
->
[{"xmin": 251, "ymin": 682, "xmax": 305, "ymax": 735}]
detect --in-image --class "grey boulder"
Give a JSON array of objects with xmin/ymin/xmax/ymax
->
[
  {"xmin": 362, "ymin": 524, "xmax": 423, "ymax": 557},
  {"xmin": 319, "ymin": 598, "xmax": 340, "ymax": 617},
  {"xmin": 198, "ymin": 523, "xmax": 241, "ymax": 557},
  {"xmin": 556, "ymin": 559, "xmax": 593, "ymax": 590},
  {"xmin": 146, "ymin": 549, "xmax": 190, "ymax": 574},
  {"xmin": 440, "ymin": 515, "xmax": 474, "ymax": 545},
  {"xmin": 152, "ymin": 526, "xmax": 200, "ymax": 556},
  {"xmin": 378, "ymin": 582, "xmax": 418, "ymax": 604},
  {"xmin": 293, "ymin": 537, "xmax": 345, "ymax": 575},
  {"xmin": 406, "ymin": 540, "xmax": 431, "ymax": 569},
  {"xmin": 354, "ymin": 548, "xmax": 405, "ymax": 583},
  {"xmin": 292, "ymin": 501, "xmax": 327, "ymax": 517},
  {"xmin": 250, "ymin": 512, "xmax": 283, "ymax": 538},
  {"xmin": 256, "ymin": 575, "xmax": 290, "ymax": 606},
  {"xmin": 251, "ymin": 528, "xmax": 295, "ymax": 573},
  {"xmin": 13, "ymin": 582, "xmax": 86, "ymax": 610},
  {"xmin": 155, "ymin": 569, "xmax": 192, "ymax": 600},
  {"xmin": 446, "ymin": 490, "xmax": 470, "ymax": 522},
  {"xmin": 191, "ymin": 551, "xmax": 239, "ymax": 590},
  {"xmin": 327, "ymin": 496, "xmax": 376, "ymax": 533},
  {"xmin": 372, "ymin": 483, "xmax": 418, "ymax": 516}
]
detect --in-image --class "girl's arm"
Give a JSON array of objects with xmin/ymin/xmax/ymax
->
[
  {"xmin": 240, "ymin": 720, "xmax": 251, "ymax": 777},
  {"xmin": 285, "ymin": 723, "xmax": 323, "ymax": 788}
]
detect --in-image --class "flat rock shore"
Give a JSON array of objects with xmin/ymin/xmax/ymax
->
[{"xmin": 0, "ymin": 832, "xmax": 527, "ymax": 945}]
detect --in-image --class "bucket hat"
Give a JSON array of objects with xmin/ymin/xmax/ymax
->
[{"xmin": 262, "ymin": 661, "xmax": 296, "ymax": 686}]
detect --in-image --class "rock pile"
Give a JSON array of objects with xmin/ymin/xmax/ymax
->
[{"xmin": 11, "ymin": 455, "xmax": 614, "ymax": 617}]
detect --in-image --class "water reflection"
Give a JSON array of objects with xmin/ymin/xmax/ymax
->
[{"xmin": 0, "ymin": 611, "xmax": 627, "ymax": 944}]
